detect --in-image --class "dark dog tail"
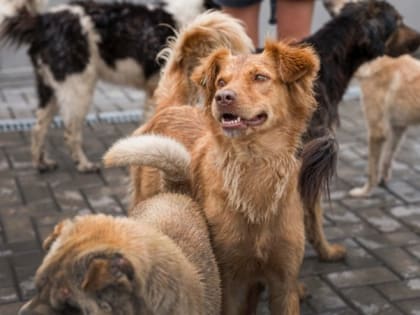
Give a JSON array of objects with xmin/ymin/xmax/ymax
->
[
  {"xmin": 0, "ymin": 0, "xmax": 44, "ymax": 47},
  {"xmin": 154, "ymin": 10, "xmax": 254, "ymax": 109},
  {"xmin": 299, "ymin": 133, "xmax": 338, "ymax": 209}
]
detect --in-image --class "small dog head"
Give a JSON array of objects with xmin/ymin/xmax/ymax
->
[
  {"xmin": 192, "ymin": 40, "xmax": 319, "ymax": 139},
  {"xmin": 18, "ymin": 216, "xmax": 139, "ymax": 315},
  {"xmin": 333, "ymin": 1, "xmax": 420, "ymax": 57}
]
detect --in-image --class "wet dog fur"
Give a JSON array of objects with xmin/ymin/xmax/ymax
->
[
  {"xmin": 297, "ymin": 0, "xmax": 420, "ymax": 261},
  {"xmin": 0, "ymin": 0, "xmax": 216, "ymax": 173},
  {"xmin": 105, "ymin": 36, "xmax": 320, "ymax": 314},
  {"xmin": 349, "ymin": 55, "xmax": 420, "ymax": 197},
  {"xmin": 19, "ymin": 193, "xmax": 221, "ymax": 315}
]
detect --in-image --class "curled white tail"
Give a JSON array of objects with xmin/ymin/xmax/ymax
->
[{"xmin": 103, "ymin": 134, "xmax": 190, "ymax": 184}]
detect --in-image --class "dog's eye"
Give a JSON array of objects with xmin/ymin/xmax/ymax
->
[
  {"xmin": 254, "ymin": 74, "xmax": 269, "ymax": 81},
  {"xmin": 217, "ymin": 79, "xmax": 226, "ymax": 87}
]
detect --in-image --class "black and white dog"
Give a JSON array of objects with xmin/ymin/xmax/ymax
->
[{"xmin": 0, "ymin": 0, "xmax": 216, "ymax": 172}]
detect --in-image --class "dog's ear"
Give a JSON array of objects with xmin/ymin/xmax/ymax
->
[
  {"xmin": 191, "ymin": 48, "xmax": 230, "ymax": 102},
  {"xmin": 82, "ymin": 255, "xmax": 134, "ymax": 293},
  {"xmin": 385, "ymin": 23, "xmax": 420, "ymax": 57},
  {"xmin": 43, "ymin": 220, "xmax": 71, "ymax": 251},
  {"xmin": 263, "ymin": 40, "xmax": 319, "ymax": 83}
]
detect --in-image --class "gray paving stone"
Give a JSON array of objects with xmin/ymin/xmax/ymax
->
[
  {"xmin": 319, "ymin": 308, "xmax": 358, "ymax": 315},
  {"xmin": 407, "ymin": 244, "xmax": 420, "ymax": 260},
  {"xmin": 397, "ymin": 300, "xmax": 420, "ymax": 315},
  {"xmin": 324, "ymin": 222, "xmax": 379, "ymax": 240},
  {"xmin": 2, "ymin": 215, "xmax": 35, "ymax": 243},
  {"xmin": 345, "ymin": 246, "xmax": 378, "ymax": 268},
  {"xmin": 387, "ymin": 180, "xmax": 420, "ymax": 203},
  {"xmin": 324, "ymin": 202, "xmax": 361, "ymax": 224},
  {"xmin": 356, "ymin": 231, "xmax": 420, "ymax": 250},
  {"xmin": 302, "ymin": 277, "xmax": 346, "ymax": 312},
  {"xmin": 300, "ymin": 258, "xmax": 347, "ymax": 277},
  {"xmin": 358, "ymin": 208, "xmax": 404, "ymax": 233},
  {"xmin": 390, "ymin": 204, "xmax": 420, "ymax": 218},
  {"xmin": 340, "ymin": 195, "xmax": 401, "ymax": 211},
  {"xmin": 373, "ymin": 247, "xmax": 420, "ymax": 279},
  {"xmin": 0, "ymin": 287, "xmax": 19, "ymax": 304},
  {"xmin": 376, "ymin": 278, "xmax": 420, "ymax": 301},
  {"xmin": 327, "ymin": 267, "xmax": 399, "ymax": 288},
  {"xmin": 83, "ymin": 186, "xmax": 124, "ymax": 215},
  {"xmin": 342, "ymin": 287, "xmax": 403, "ymax": 315},
  {"xmin": 53, "ymin": 189, "xmax": 91, "ymax": 214}
]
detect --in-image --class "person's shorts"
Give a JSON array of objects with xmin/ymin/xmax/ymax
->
[{"xmin": 213, "ymin": 0, "xmax": 263, "ymax": 8}]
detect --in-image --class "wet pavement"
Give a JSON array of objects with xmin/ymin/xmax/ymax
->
[{"xmin": 0, "ymin": 81, "xmax": 420, "ymax": 314}]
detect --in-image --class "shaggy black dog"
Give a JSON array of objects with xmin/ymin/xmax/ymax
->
[
  {"xmin": 0, "ymin": 0, "xmax": 215, "ymax": 172},
  {"xmin": 298, "ymin": 0, "xmax": 420, "ymax": 261}
]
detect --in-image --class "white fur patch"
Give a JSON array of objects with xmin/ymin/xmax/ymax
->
[
  {"xmin": 162, "ymin": 0, "xmax": 205, "ymax": 27},
  {"xmin": 98, "ymin": 58, "xmax": 146, "ymax": 88}
]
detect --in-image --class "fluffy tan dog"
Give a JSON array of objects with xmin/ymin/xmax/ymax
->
[
  {"xmin": 18, "ymin": 193, "xmax": 221, "ymax": 315},
  {"xmin": 350, "ymin": 54, "xmax": 420, "ymax": 197},
  {"xmin": 105, "ymin": 39, "xmax": 319, "ymax": 314}
]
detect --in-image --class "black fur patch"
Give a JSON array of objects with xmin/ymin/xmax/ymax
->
[
  {"xmin": 297, "ymin": 1, "xmax": 411, "ymax": 206},
  {"xmin": 302, "ymin": 1, "xmax": 401, "ymax": 137},
  {"xmin": 29, "ymin": 9, "xmax": 90, "ymax": 82},
  {"xmin": 204, "ymin": 0, "xmax": 221, "ymax": 10},
  {"xmin": 33, "ymin": 68, "xmax": 54, "ymax": 108},
  {"xmin": 76, "ymin": 1, "xmax": 177, "ymax": 79}
]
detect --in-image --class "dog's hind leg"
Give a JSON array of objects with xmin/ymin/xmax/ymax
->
[
  {"xmin": 350, "ymin": 133, "xmax": 385, "ymax": 197},
  {"xmin": 306, "ymin": 198, "xmax": 346, "ymax": 261},
  {"xmin": 379, "ymin": 126, "xmax": 406, "ymax": 185},
  {"xmin": 31, "ymin": 74, "xmax": 59, "ymax": 172},
  {"xmin": 57, "ymin": 76, "xmax": 98, "ymax": 173}
]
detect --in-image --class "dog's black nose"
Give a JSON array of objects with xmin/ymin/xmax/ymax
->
[{"xmin": 215, "ymin": 90, "xmax": 236, "ymax": 106}]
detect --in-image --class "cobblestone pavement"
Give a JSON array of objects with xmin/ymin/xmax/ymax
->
[{"xmin": 0, "ymin": 82, "xmax": 420, "ymax": 315}]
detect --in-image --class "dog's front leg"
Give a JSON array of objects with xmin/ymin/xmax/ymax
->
[
  {"xmin": 222, "ymin": 274, "xmax": 250, "ymax": 315},
  {"xmin": 267, "ymin": 276, "xmax": 300, "ymax": 315}
]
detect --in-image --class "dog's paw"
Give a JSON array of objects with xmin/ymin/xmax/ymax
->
[
  {"xmin": 319, "ymin": 243, "xmax": 347, "ymax": 262},
  {"xmin": 378, "ymin": 178, "xmax": 389, "ymax": 188},
  {"xmin": 77, "ymin": 162, "xmax": 101, "ymax": 173},
  {"xmin": 349, "ymin": 184, "xmax": 371, "ymax": 198},
  {"xmin": 36, "ymin": 159, "xmax": 58, "ymax": 173},
  {"xmin": 298, "ymin": 283, "xmax": 311, "ymax": 300}
]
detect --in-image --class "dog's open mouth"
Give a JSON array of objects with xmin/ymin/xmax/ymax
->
[{"xmin": 220, "ymin": 112, "xmax": 268, "ymax": 129}]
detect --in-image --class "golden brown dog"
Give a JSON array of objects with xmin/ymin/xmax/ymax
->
[
  {"xmin": 105, "ymin": 39, "xmax": 319, "ymax": 314},
  {"xmin": 350, "ymin": 54, "xmax": 420, "ymax": 197},
  {"xmin": 18, "ymin": 193, "xmax": 221, "ymax": 315}
]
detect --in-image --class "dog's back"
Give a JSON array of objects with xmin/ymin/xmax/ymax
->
[
  {"xmin": 131, "ymin": 193, "xmax": 221, "ymax": 315},
  {"xmin": 349, "ymin": 55, "xmax": 420, "ymax": 197},
  {"xmin": 357, "ymin": 55, "xmax": 420, "ymax": 125},
  {"xmin": 1, "ymin": 1, "xmax": 177, "ymax": 86}
]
